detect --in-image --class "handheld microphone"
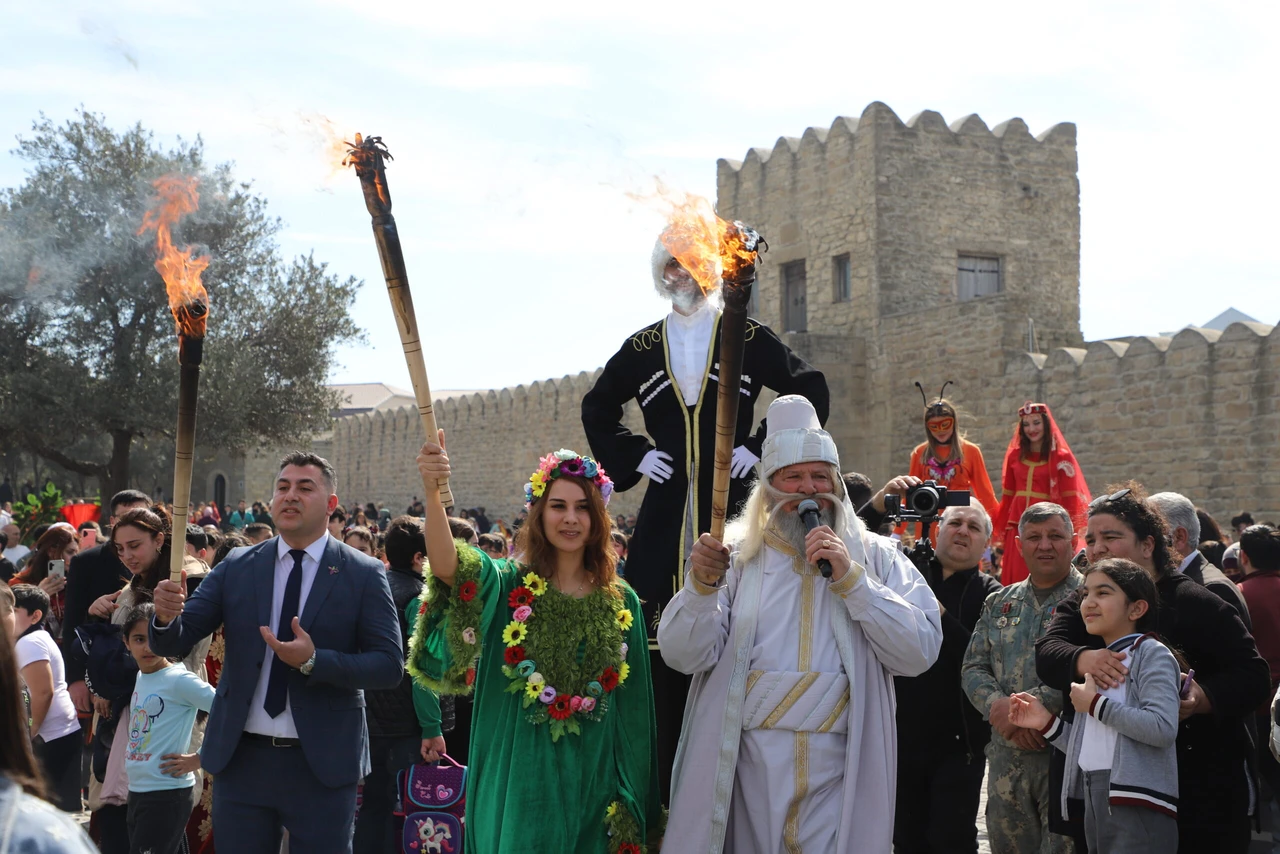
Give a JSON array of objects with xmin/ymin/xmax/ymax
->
[{"xmin": 796, "ymin": 498, "xmax": 833, "ymax": 578}]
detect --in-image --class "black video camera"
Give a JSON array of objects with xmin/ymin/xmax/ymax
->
[
  {"xmin": 884, "ymin": 480, "xmax": 971, "ymax": 523},
  {"xmin": 882, "ymin": 480, "xmax": 972, "ymax": 570}
]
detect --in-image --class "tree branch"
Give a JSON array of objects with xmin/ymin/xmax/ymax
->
[{"xmin": 18, "ymin": 430, "xmax": 108, "ymax": 480}]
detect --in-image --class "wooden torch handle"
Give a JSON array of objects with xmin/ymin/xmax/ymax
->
[
  {"xmin": 373, "ymin": 219, "xmax": 454, "ymax": 508},
  {"xmin": 169, "ymin": 363, "xmax": 200, "ymax": 583},
  {"xmin": 708, "ymin": 285, "xmax": 751, "ymax": 541}
]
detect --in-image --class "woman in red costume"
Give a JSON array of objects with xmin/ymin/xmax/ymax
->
[{"xmin": 991, "ymin": 401, "xmax": 1090, "ymax": 585}]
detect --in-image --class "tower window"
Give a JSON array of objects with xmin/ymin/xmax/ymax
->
[
  {"xmin": 781, "ymin": 261, "xmax": 807, "ymax": 333},
  {"xmin": 957, "ymin": 255, "xmax": 1001, "ymax": 300},
  {"xmin": 832, "ymin": 254, "xmax": 852, "ymax": 303}
]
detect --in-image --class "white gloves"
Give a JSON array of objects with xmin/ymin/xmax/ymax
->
[
  {"xmin": 731, "ymin": 446, "xmax": 760, "ymax": 479},
  {"xmin": 637, "ymin": 450, "xmax": 675, "ymax": 484},
  {"xmin": 637, "ymin": 447, "xmax": 757, "ymax": 483}
]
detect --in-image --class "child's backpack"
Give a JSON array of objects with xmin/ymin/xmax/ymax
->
[{"xmin": 396, "ymin": 755, "xmax": 466, "ymax": 854}]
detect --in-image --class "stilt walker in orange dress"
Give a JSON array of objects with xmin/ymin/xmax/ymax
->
[
  {"xmin": 990, "ymin": 402, "xmax": 1090, "ymax": 585},
  {"xmin": 906, "ymin": 383, "xmax": 999, "ymax": 519}
]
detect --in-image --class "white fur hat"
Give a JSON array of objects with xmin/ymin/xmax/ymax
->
[
  {"xmin": 761, "ymin": 395, "xmax": 839, "ymax": 479},
  {"xmin": 651, "ymin": 234, "xmax": 675, "ymax": 290}
]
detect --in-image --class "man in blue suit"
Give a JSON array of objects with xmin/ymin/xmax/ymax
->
[{"xmin": 151, "ymin": 452, "xmax": 403, "ymax": 854}]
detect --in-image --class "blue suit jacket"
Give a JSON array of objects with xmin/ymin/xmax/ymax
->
[{"xmin": 149, "ymin": 535, "xmax": 403, "ymax": 788}]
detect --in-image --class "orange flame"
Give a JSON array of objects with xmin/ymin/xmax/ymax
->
[
  {"xmin": 653, "ymin": 190, "xmax": 759, "ymax": 295},
  {"xmin": 138, "ymin": 174, "xmax": 209, "ymax": 339},
  {"xmin": 297, "ymin": 112, "xmax": 352, "ymax": 177}
]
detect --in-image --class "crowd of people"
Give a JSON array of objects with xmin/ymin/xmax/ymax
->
[
  {"xmin": 2, "ymin": 232, "xmax": 1279, "ymax": 854},
  {"xmin": 1, "ymin": 411, "xmax": 1276, "ymax": 854}
]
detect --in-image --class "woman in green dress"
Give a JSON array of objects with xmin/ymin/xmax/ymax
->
[{"xmin": 409, "ymin": 432, "xmax": 663, "ymax": 853}]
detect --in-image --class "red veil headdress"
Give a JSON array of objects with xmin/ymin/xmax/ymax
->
[{"xmin": 1003, "ymin": 401, "xmax": 1090, "ymax": 529}]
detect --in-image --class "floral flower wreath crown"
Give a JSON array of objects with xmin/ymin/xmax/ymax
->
[{"xmin": 525, "ymin": 449, "xmax": 614, "ymax": 507}]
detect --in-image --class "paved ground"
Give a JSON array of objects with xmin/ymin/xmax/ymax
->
[{"xmin": 72, "ymin": 765, "xmax": 1279, "ymax": 854}]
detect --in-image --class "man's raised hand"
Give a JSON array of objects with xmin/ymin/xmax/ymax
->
[
  {"xmin": 870, "ymin": 475, "xmax": 923, "ymax": 514},
  {"xmin": 153, "ymin": 570, "xmax": 186, "ymax": 625},
  {"xmin": 803, "ymin": 525, "xmax": 851, "ymax": 582},
  {"xmin": 260, "ymin": 617, "xmax": 316, "ymax": 669},
  {"xmin": 690, "ymin": 533, "xmax": 730, "ymax": 589}
]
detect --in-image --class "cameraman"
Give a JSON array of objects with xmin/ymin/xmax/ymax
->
[
  {"xmin": 858, "ymin": 475, "xmax": 922, "ymax": 534},
  {"xmin": 893, "ymin": 500, "xmax": 1001, "ymax": 854}
]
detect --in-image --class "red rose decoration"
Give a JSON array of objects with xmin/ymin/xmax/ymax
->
[
  {"xmin": 465, "ymin": 667, "xmax": 476, "ymax": 687},
  {"xmin": 458, "ymin": 580, "xmax": 478, "ymax": 602},
  {"xmin": 508, "ymin": 587, "xmax": 533, "ymax": 608},
  {"xmin": 504, "ymin": 646, "xmax": 526, "ymax": 666},
  {"xmin": 617, "ymin": 844, "xmax": 641, "ymax": 854},
  {"xmin": 549, "ymin": 696, "xmax": 573, "ymax": 721},
  {"xmin": 417, "ymin": 601, "xmax": 428, "ymax": 616},
  {"xmin": 600, "ymin": 667, "xmax": 620, "ymax": 693}
]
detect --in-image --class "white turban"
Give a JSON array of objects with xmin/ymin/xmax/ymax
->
[{"xmin": 761, "ymin": 395, "xmax": 840, "ymax": 480}]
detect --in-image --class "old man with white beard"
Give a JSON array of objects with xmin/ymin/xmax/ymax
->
[{"xmin": 658, "ymin": 395, "xmax": 942, "ymax": 854}]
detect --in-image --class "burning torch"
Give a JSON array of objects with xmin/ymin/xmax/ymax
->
[
  {"xmin": 343, "ymin": 134, "xmax": 453, "ymax": 507},
  {"xmin": 661, "ymin": 201, "xmax": 766, "ymax": 540},
  {"xmin": 138, "ymin": 174, "xmax": 210, "ymax": 583}
]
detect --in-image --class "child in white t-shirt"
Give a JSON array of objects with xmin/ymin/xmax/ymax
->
[
  {"xmin": 12, "ymin": 584, "xmax": 82, "ymax": 812},
  {"xmin": 121, "ymin": 602, "xmax": 214, "ymax": 854}
]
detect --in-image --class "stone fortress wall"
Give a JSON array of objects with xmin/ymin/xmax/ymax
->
[
  {"xmin": 329, "ymin": 374, "xmax": 648, "ymax": 522},
  {"xmin": 326, "ymin": 102, "xmax": 1278, "ymax": 527}
]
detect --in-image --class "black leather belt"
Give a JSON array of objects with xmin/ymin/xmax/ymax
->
[{"xmin": 242, "ymin": 732, "xmax": 301, "ymax": 748}]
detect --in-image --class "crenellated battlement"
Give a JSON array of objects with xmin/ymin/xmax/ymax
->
[{"xmin": 717, "ymin": 102, "xmax": 1075, "ymax": 180}]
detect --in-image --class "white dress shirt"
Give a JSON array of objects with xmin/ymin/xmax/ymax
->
[
  {"xmin": 666, "ymin": 302, "xmax": 716, "ymax": 406},
  {"xmin": 1177, "ymin": 550, "xmax": 1198, "ymax": 574},
  {"xmin": 243, "ymin": 532, "xmax": 329, "ymax": 738}
]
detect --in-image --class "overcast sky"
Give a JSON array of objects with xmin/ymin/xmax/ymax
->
[{"xmin": 2, "ymin": 0, "xmax": 1276, "ymax": 393}]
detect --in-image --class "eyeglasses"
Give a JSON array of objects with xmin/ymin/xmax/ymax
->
[{"xmin": 1089, "ymin": 487, "xmax": 1133, "ymax": 509}]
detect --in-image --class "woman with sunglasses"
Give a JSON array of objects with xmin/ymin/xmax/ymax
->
[
  {"xmin": 1035, "ymin": 482, "xmax": 1270, "ymax": 854},
  {"xmin": 991, "ymin": 402, "xmax": 1090, "ymax": 586}
]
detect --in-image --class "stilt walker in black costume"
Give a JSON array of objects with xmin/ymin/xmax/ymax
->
[{"xmin": 582, "ymin": 230, "xmax": 829, "ymax": 799}]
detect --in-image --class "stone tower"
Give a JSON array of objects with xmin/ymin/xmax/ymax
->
[{"xmin": 716, "ymin": 101, "xmax": 1083, "ymax": 480}]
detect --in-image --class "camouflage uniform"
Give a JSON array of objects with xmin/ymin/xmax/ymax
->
[{"xmin": 961, "ymin": 570, "xmax": 1083, "ymax": 854}]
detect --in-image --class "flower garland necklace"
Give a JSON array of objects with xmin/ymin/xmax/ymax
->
[{"xmin": 501, "ymin": 570, "xmax": 634, "ymax": 742}]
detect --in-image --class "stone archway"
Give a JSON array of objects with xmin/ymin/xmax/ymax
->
[{"xmin": 213, "ymin": 474, "xmax": 227, "ymax": 515}]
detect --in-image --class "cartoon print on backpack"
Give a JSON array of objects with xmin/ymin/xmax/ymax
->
[{"xmin": 409, "ymin": 816, "xmax": 455, "ymax": 853}]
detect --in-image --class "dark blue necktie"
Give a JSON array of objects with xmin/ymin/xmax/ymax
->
[{"xmin": 264, "ymin": 549, "xmax": 305, "ymax": 718}]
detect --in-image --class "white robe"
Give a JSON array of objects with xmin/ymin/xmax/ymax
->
[{"xmin": 658, "ymin": 528, "xmax": 941, "ymax": 854}]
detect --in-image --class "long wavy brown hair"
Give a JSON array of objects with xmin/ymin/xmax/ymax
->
[
  {"xmin": 514, "ymin": 475, "xmax": 619, "ymax": 595},
  {"xmin": 14, "ymin": 526, "xmax": 76, "ymax": 584}
]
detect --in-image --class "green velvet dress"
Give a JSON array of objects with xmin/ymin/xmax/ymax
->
[{"xmin": 407, "ymin": 544, "xmax": 663, "ymax": 853}]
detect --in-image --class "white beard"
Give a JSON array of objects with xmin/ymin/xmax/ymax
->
[
  {"xmin": 656, "ymin": 278, "xmax": 709, "ymax": 314},
  {"xmin": 767, "ymin": 494, "xmax": 842, "ymax": 554}
]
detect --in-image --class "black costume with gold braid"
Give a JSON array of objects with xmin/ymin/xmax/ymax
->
[{"xmin": 582, "ymin": 310, "xmax": 828, "ymax": 799}]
